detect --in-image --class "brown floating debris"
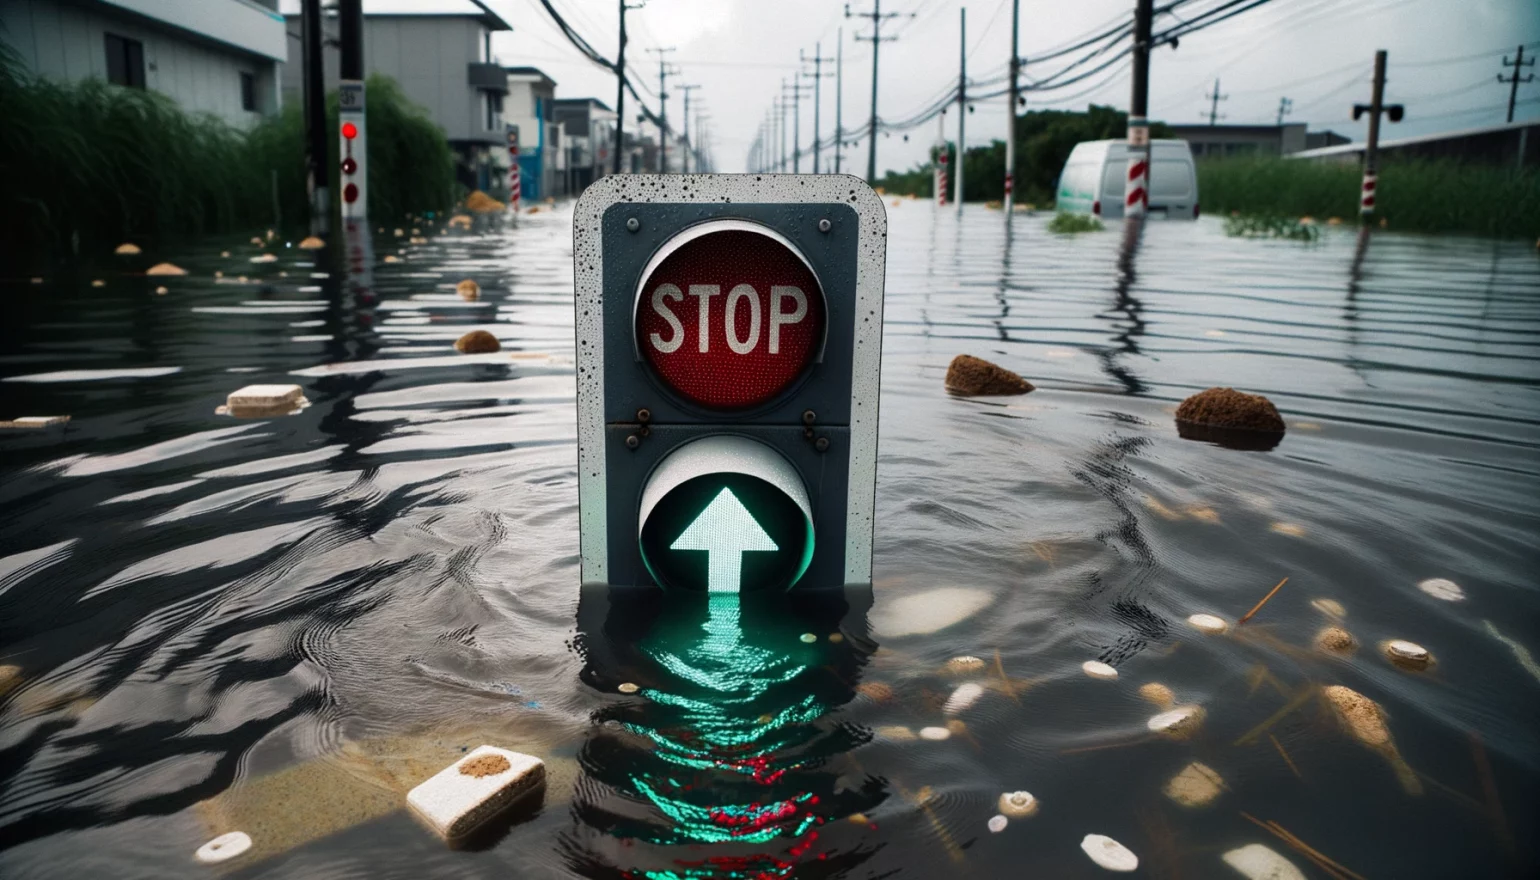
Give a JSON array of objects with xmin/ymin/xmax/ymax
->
[
  {"xmin": 1238, "ymin": 577, "xmax": 1289, "ymax": 625},
  {"xmin": 155, "ymin": 286, "xmax": 168, "ymax": 295},
  {"xmin": 1176, "ymin": 387, "xmax": 1286, "ymax": 433},
  {"xmin": 1269, "ymin": 733, "xmax": 1304, "ymax": 779},
  {"xmin": 875, "ymin": 724, "xmax": 916, "ymax": 742},
  {"xmin": 1322, "ymin": 685, "xmax": 1421, "ymax": 795},
  {"xmin": 454, "ymin": 330, "xmax": 501, "ymax": 354},
  {"xmin": 1239, "ymin": 812, "xmax": 1366, "ymax": 880},
  {"xmin": 1314, "ymin": 625, "xmax": 1357, "ymax": 655},
  {"xmin": 458, "ymin": 753, "xmax": 511, "ymax": 778},
  {"xmin": 856, "ymin": 681, "xmax": 894, "ymax": 703},
  {"xmin": 0, "ymin": 664, "xmax": 21, "ymax": 698},
  {"xmin": 453, "ymin": 279, "xmax": 481, "ymax": 301},
  {"xmin": 1236, "ymin": 684, "xmax": 1316, "ymax": 745},
  {"xmin": 1270, "ymin": 522, "xmax": 1306, "ymax": 537},
  {"xmin": 942, "ymin": 655, "xmax": 986, "ymax": 675},
  {"xmin": 114, "ymin": 242, "xmax": 141, "ymax": 255},
  {"xmin": 616, "ymin": 682, "xmax": 639, "ymax": 694},
  {"xmin": 1139, "ymin": 682, "xmax": 1175, "ymax": 709},
  {"xmin": 383, "ymin": 254, "xmax": 402, "ymax": 263},
  {"xmin": 1164, "ymin": 761, "xmax": 1225, "ymax": 807},
  {"xmin": 224, "ymin": 384, "xmax": 308, "ymax": 418},
  {"xmin": 298, "ymin": 236, "xmax": 325, "ymax": 250},
  {"xmin": 1, "ymin": 416, "xmax": 70, "ymax": 429},
  {"xmin": 250, "ymin": 253, "xmax": 278, "ymax": 264},
  {"xmin": 90, "ymin": 279, "xmax": 105, "ymax": 287},
  {"xmin": 944, "ymin": 354, "xmax": 1034, "ymax": 396}
]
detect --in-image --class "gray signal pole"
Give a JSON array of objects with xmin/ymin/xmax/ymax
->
[
  {"xmin": 1004, "ymin": 0, "xmax": 1020, "ymax": 213},
  {"xmin": 300, "ymin": 0, "xmax": 328, "ymax": 235},
  {"xmin": 957, "ymin": 7, "xmax": 966, "ymax": 214},
  {"xmin": 1352, "ymin": 50, "xmax": 1402, "ymax": 218}
]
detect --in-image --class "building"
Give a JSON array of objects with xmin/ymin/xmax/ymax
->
[
  {"xmin": 277, "ymin": 0, "xmax": 514, "ymax": 192},
  {"xmin": 1288, "ymin": 119, "xmax": 1538, "ymax": 168},
  {"xmin": 551, "ymin": 98, "xmax": 618, "ymax": 194},
  {"xmin": 504, "ymin": 66, "xmax": 560, "ymax": 200},
  {"xmin": 1170, "ymin": 123, "xmax": 1309, "ymax": 158},
  {"xmin": 0, "ymin": 0, "xmax": 287, "ymax": 127},
  {"xmin": 1305, "ymin": 130, "xmax": 1351, "ymax": 151}
]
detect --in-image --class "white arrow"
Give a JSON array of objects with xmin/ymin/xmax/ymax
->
[{"xmin": 670, "ymin": 487, "xmax": 778, "ymax": 593}]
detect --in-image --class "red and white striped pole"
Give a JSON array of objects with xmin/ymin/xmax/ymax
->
[
  {"xmin": 1125, "ymin": 0, "xmax": 1153, "ymax": 220},
  {"xmin": 1359, "ymin": 172, "xmax": 1377, "ymax": 215},
  {"xmin": 935, "ymin": 111, "xmax": 949, "ymax": 206},
  {"xmin": 507, "ymin": 128, "xmax": 522, "ymax": 217}
]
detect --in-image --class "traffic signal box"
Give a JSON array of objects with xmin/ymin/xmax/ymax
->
[{"xmin": 574, "ymin": 175, "xmax": 887, "ymax": 593}]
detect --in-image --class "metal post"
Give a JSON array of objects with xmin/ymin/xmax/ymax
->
[
  {"xmin": 649, "ymin": 47, "xmax": 676, "ymax": 173},
  {"xmin": 300, "ymin": 0, "xmax": 329, "ymax": 235},
  {"xmin": 957, "ymin": 7, "xmax": 966, "ymax": 214},
  {"xmin": 613, "ymin": 0, "xmax": 627, "ymax": 175},
  {"xmin": 1125, "ymin": 0, "xmax": 1154, "ymax": 220},
  {"xmin": 835, "ymin": 29, "xmax": 844, "ymax": 174},
  {"xmin": 678, "ymin": 84, "xmax": 698, "ymax": 173},
  {"xmin": 779, "ymin": 91, "xmax": 789, "ymax": 171},
  {"xmin": 1361, "ymin": 49, "xmax": 1386, "ymax": 217},
  {"xmin": 867, "ymin": 0, "xmax": 881, "ymax": 182},
  {"xmin": 1500, "ymin": 45, "xmax": 1534, "ymax": 124},
  {"xmin": 791, "ymin": 73, "xmax": 803, "ymax": 172},
  {"xmin": 338, "ymin": 0, "xmax": 366, "ymax": 221},
  {"xmin": 812, "ymin": 43, "xmax": 824, "ymax": 173},
  {"xmin": 1004, "ymin": 0, "xmax": 1019, "ymax": 213}
]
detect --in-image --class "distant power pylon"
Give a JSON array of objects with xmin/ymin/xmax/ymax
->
[
  {"xmin": 1276, "ymin": 97, "xmax": 1293, "ymax": 126},
  {"xmin": 1203, "ymin": 77, "xmax": 1228, "ymax": 125},
  {"xmin": 1498, "ymin": 45, "xmax": 1535, "ymax": 124}
]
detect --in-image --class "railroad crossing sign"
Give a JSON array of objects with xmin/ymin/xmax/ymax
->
[{"xmin": 574, "ymin": 175, "xmax": 887, "ymax": 592}]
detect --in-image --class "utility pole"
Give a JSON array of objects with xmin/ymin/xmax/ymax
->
[
  {"xmin": 803, "ymin": 44, "xmax": 836, "ymax": 173},
  {"xmin": 1499, "ymin": 45, "xmax": 1535, "ymax": 124},
  {"xmin": 784, "ymin": 77, "xmax": 811, "ymax": 172},
  {"xmin": 677, "ymin": 84, "xmax": 699, "ymax": 172},
  {"xmin": 1004, "ymin": 0, "xmax": 1021, "ymax": 213},
  {"xmin": 956, "ymin": 7, "xmax": 966, "ymax": 214},
  {"xmin": 300, "ymin": 0, "xmax": 329, "ymax": 235},
  {"xmin": 613, "ymin": 1, "xmax": 645, "ymax": 175},
  {"xmin": 778, "ymin": 89, "xmax": 790, "ymax": 170},
  {"xmin": 1352, "ymin": 50, "xmax": 1402, "ymax": 218},
  {"xmin": 1125, "ymin": 0, "xmax": 1154, "ymax": 219},
  {"xmin": 835, "ymin": 29, "xmax": 846, "ymax": 174},
  {"xmin": 848, "ymin": 1, "xmax": 904, "ymax": 183},
  {"xmin": 1203, "ymin": 77, "xmax": 1227, "ymax": 125},
  {"xmin": 648, "ymin": 47, "xmax": 677, "ymax": 172},
  {"xmin": 1276, "ymin": 96, "xmax": 1292, "ymax": 126}
]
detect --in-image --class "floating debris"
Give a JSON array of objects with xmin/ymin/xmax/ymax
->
[
  {"xmin": 1310, "ymin": 598, "xmax": 1346, "ymax": 618},
  {"xmin": 1, "ymin": 416, "xmax": 70, "ymax": 429},
  {"xmin": 997, "ymin": 790, "xmax": 1038, "ymax": 818},
  {"xmin": 1314, "ymin": 626, "xmax": 1357, "ymax": 655},
  {"xmin": 1221, "ymin": 843, "xmax": 1306, "ymax": 880},
  {"xmin": 848, "ymin": 812, "xmax": 870, "ymax": 825},
  {"xmin": 1270, "ymin": 522, "xmax": 1306, "ymax": 538},
  {"xmin": 215, "ymin": 270, "xmax": 224, "ymax": 278},
  {"xmin": 1382, "ymin": 639, "xmax": 1432, "ymax": 671},
  {"xmin": 1176, "ymin": 387, "xmax": 1285, "ymax": 433},
  {"xmin": 298, "ymin": 236, "xmax": 325, "ymax": 250},
  {"xmin": 1322, "ymin": 685, "xmax": 1421, "ymax": 794},
  {"xmin": 456, "ymin": 279, "xmax": 481, "ymax": 301},
  {"xmin": 869, "ymin": 586, "xmax": 993, "ymax": 637},
  {"xmin": 394, "ymin": 228, "xmax": 405, "ymax": 237},
  {"xmin": 1238, "ymin": 577, "xmax": 1289, "ymax": 625},
  {"xmin": 1148, "ymin": 705, "xmax": 1206, "ymax": 740},
  {"xmin": 857, "ymin": 681, "xmax": 894, "ymax": 702},
  {"xmin": 114, "ymin": 242, "xmax": 141, "ymax": 255},
  {"xmin": 828, "ymin": 633, "xmax": 844, "ymax": 644},
  {"xmin": 943, "ymin": 683, "xmax": 984, "ymax": 715},
  {"xmin": 1188, "ymin": 613, "xmax": 1228, "ymax": 634},
  {"xmin": 1164, "ymin": 761, "xmax": 1225, "ymax": 808},
  {"xmin": 1185, "ymin": 503, "xmax": 1221, "ymax": 524},
  {"xmin": 944, "ymin": 354, "xmax": 1034, "ymax": 396},
  {"xmin": 946, "ymin": 719, "xmax": 968, "ymax": 735},
  {"xmin": 221, "ymin": 250, "xmax": 231, "ymax": 257},
  {"xmin": 1081, "ymin": 834, "xmax": 1139, "ymax": 872},
  {"xmin": 1082, "ymin": 660, "xmax": 1119, "ymax": 680},
  {"xmin": 90, "ymin": 279, "xmax": 105, "ymax": 287},
  {"xmin": 224, "ymin": 384, "xmax": 308, "ymax": 418},
  {"xmin": 944, "ymin": 655, "xmax": 987, "ymax": 675},
  {"xmin": 195, "ymin": 831, "xmax": 252, "ymax": 864},
  {"xmin": 1417, "ymin": 578, "xmax": 1465, "ymax": 601},
  {"xmin": 454, "ymin": 330, "xmax": 501, "ymax": 354},
  {"xmin": 616, "ymin": 682, "xmax": 639, "ymax": 694},
  {"xmin": 383, "ymin": 255, "xmax": 402, "ymax": 263},
  {"xmin": 1139, "ymin": 682, "xmax": 1175, "ymax": 708},
  {"xmin": 918, "ymin": 726, "xmax": 952, "ymax": 741},
  {"xmin": 410, "ymin": 236, "xmax": 429, "ymax": 245},
  {"xmin": 411, "ymin": 228, "xmax": 421, "ymax": 235},
  {"xmin": 250, "ymin": 236, "xmax": 264, "ymax": 246},
  {"xmin": 30, "ymin": 277, "xmax": 43, "ymax": 284},
  {"xmin": 155, "ymin": 286, "xmax": 168, "ymax": 295},
  {"xmin": 988, "ymin": 815, "xmax": 1008, "ymax": 833},
  {"xmin": 876, "ymin": 725, "xmax": 916, "ymax": 742},
  {"xmin": 799, "ymin": 632, "xmax": 817, "ymax": 643},
  {"xmin": 1483, "ymin": 620, "xmax": 1540, "ymax": 684},
  {"xmin": 250, "ymin": 253, "xmax": 278, "ymax": 264},
  {"xmin": 0, "ymin": 664, "xmax": 20, "ymax": 698},
  {"xmin": 1239, "ymin": 813, "xmax": 1367, "ymax": 880},
  {"xmin": 406, "ymin": 745, "xmax": 544, "ymax": 843}
]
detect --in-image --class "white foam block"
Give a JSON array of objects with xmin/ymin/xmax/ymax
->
[
  {"xmin": 227, "ymin": 385, "xmax": 304, "ymax": 408},
  {"xmin": 406, "ymin": 745, "xmax": 544, "ymax": 842},
  {"xmin": 1222, "ymin": 843, "xmax": 1306, "ymax": 880},
  {"xmin": 2, "ymin": 416, "xmax": 70, "ymax": 428}
]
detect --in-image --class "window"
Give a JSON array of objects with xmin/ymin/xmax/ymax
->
[
  {"xmin": 240, "ymin": 72, "xmax": 257, "ymax": 112},
  {"xmin": 484, "ymin": 91, "xmax": 503, "ymax": 131},
  {"xmin": 104, "ymin": 33, "xmax": 145, "ymax": 88}
]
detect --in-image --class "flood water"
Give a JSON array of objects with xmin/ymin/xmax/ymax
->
[{"xmin": 2, "ymin": 200, "xmax": 1538, "ymax": 879}]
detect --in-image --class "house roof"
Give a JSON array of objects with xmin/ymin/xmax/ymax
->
[
  {"xmin": 554, "ymin": 97, "xmax": 615, "ymax": 113},
  {"xmin": 505, "ymin": 66, "xmax": 557, "ymax": 88},
  {"xmin": 278, "ymin": 0, "xmax": 513, "ymax": 31},
  {"xmin": 1288, "ymin": 118, "xmax": 1538, "ymax": 160}
]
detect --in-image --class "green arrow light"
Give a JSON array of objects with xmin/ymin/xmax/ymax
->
[{"xmin": 670, "ymin": 487, "xmax": 778, "ymax": 593}]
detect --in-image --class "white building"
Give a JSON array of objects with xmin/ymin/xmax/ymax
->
[{"xmin": 0, "ymin": 0, "xmax": 287, "ymax": 127}]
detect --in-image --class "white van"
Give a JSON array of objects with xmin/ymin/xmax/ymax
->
[{"xmin": 1055, "ymin": 139, "xmax": 1199, "ymax": 220}]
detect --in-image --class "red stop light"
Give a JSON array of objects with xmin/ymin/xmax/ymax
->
[
  {"xmin": 342, "ymin": 157, "xmax": 357, "ymax": 175},
  {"xmin": 343, "ymin": 183, "xmax": 358, "ymax": 204},
  {"xmin": 341, "ymin": 122, "xmax": 358, "ymax": 140}
]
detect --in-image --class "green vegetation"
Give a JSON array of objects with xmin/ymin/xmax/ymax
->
[
  {"xmin": 1047, "ymin": 212, "xmax": 1105, "ymax": 234},
  {"xmin": 877, "ymin": 105, "xmax": 1172, "ymax": 205},
  {"xmin": 0, "ymin": 44, "xmax": 455, "ymax": 271},
  {"xmin": 1223, "ymin": 214, "xmax": 1319, "ymax": 241},
  {"xmin": 1198, "ymin": 157, "xmax": 1540, "ymax": 238}
]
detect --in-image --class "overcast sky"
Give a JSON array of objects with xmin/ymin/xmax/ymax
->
[{"xmin": 323, "ymin": 1, "xmax": 1540, "ymax": 174}]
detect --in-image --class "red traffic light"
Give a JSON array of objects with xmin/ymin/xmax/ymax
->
[
  {"xmin": 635, "ymin": 226, "xmax": 825, "ymax": 410},
  {"xmin": 342, "ymin": 157, "xmax": 357, "ymax": 175},
  {"xmin": 341, "ymin": 122, "xmax": 358, "ymax": 140},
  {"xmin": 343, "ymin": 183, "xmax": 358, "ymax": 204}
]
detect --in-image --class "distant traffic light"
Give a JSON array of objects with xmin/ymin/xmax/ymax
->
[{"xmin": 338, "ymin": 84, "xmax": 366, "ymax": 218}]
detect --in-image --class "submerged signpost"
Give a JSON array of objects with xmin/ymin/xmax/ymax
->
[{"xmin": 574, "ymin": 175, "xmax": 887, "ymax": 593}]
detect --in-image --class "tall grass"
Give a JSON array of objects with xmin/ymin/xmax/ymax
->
[
  {"xmin": 1197, "ymin": 157, "xmax": 1540, "ymax": 238},
  {"xmin": 0, "ymin": 44, "xmax": 455, "ymax": 271}
]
